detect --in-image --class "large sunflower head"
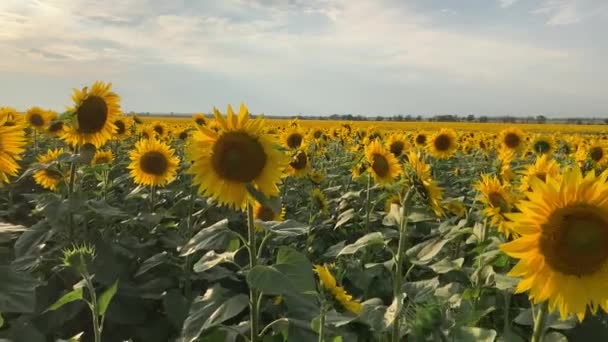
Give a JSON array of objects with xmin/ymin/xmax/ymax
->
[
  {"xmin": 62, "ymin": 81, "xmax": 121, "ymax": 147},
  {"xmin": 531, "ymin": 135, "xmax": 554, "ymax": 156},
  {"xmin": 427, "ymin": 128, "xmax": 458, "ymax": 159},
  {"xmin": 91, "ymin": 150, "xmax": 114, "ymax": 166},
  {"xmin": 475, "ymin": 174, "xmax": 515, "ymax": 237},
  {"xmin": 499, "ymin": 128, "xmax": 525, "ymax": 152},
  {"xmin": 33, "ymin": 148, "xmax": 65, "ymax": 191},
  {"xmin": 364, "ymin": 140, "xmax": 402, "ymax": 185},
  {"xmin": 186, "ymin": 104, "xmax": 288, "ymax": 210},
  {"xmin": 281, "ymin": 127, "xmax": 306, "ymax": 150},
  {"xmin": 385, "ymin": 133, "xmax": 409, "ymax": 158},
  {"xmin": 519, "ymin": 155, "xmax": 560, "ymax": 192},
  {"xmin": 501, "ymin": 167, "xmax": 608, "ymax": 321},
  {"xmin": 405, "ymin": 151, "xmax": 444, "ymax": 217},
  {"xmin": 193, "ymin": 113, "xmax": 207, "ymax": 126},
  {"xmin": 26, "ymin": 107, "xmax": 55, "ymax": 130},
  {"xmin": 151, "ymin": 121, "xmax": 168, "ymax": 138},
  {"xmin": 128, "ymin": 139, "xmax": 179, "ymax": 187},
  {"xmin": 0, "ymin": 108, "xmax": 27, "ymax": 184},
  {"xmin": 414, "ymin": 132, "xmax": 428, "ymax": 147},
  {"xmin": 288, "ymin": 149, "xmax": 310, "ymax": 177},
  {"xmin": 578, "ymin": 141, "xmax": 608, "ymax": 167}
]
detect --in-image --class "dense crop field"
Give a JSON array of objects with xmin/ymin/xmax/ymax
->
[{"xmin": 2, "ymin": 82, "xmax": 608, "ymax": 342}]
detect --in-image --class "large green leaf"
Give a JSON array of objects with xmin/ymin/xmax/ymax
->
[
  {"xmin": 46, "ymin": 288, "xmax": 83, "ymax": 312},
  {"xmin": 97, "ymin": 280, "xmax": 119, "ymax": 316},
  {"xmin": 452, "ymin": 327, "xmax": 497, "ymax": 342},
  {"xmin": 180, "ymin": 219, "xmax": 236, "ymax": 256},
  {"xmin": 0, "ymin": 266, "xmax": 39, "ymax": 313},
  {"xmin": 193, "ymin": 250, "xmax": 237, "ymax": 273},
  {"xmin": 180, "ymin": 285, "xmax": 249, "ymax": 342},
  {"xmin": 247, "ymin": 246, "xmax": 315, "ymax": 296},
  {"xmin": 337, "ymin": 232, "xmax": 384, "ymax": 256}
]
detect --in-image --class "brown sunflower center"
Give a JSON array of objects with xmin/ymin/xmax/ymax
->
[
  {"xmin": 535, "ymin": 172, "xmax": 547, "ymax": 183},
  {"xmin": 286, "ymin": 133, "xmax": 303, "ymax": 149},
  {"xmin": 390, "ymin": 141, "xmax": 405, "ymax": 157},
  {"xmin": 94, "ymin": 156, "xmax": 110, "ymax": 165},
  {"xmin": 256, "ymin": 205, "xmax": 276, "ymax": 221},
  {"xmin": 140, "ymin": 151, "xmax": 168, "ymax": 176},
  {"xmin": 313, "ymin": 130, "xmax": 323, "ymax": 139},
  {"xmin": 179, "ymin": 131, "xmax": 189, "ymax": 140},
  {"xmin": 533, "ymin": 140, "xmax": 551, "ymax": 154},
  {"xmin": 504, "ymin": 133, "xmax": 521, "ymax": 149},
  {"xmin": 77, "ymin": 95, "xmax": 108, "ymax": 134},
  {"xmin": 290, "ymin": 151, "xmax": 308, "ymax": 170},
  {"xmin": 195, "ymin": 118, "xmax": 206, "ymax": 125},
  {"xmin": 29, "ymin": 113, "xmax": 44, "ymax": 127},
  {"xmin": 540, "ymin": 204, "xmax": 608, "ymax": 276},
  {"xmin": 48, "ymin": 121, "xmax": 64, "ymax": 133},
  {"xmin": 479, "ymin": 141, "xmax": 487, "ymax": 150},
  {"xmin": 371, "ymin": 153, "xmax": 389, "ymax": 178},
  {"xmin": 211, "ymin": 131, "xmax": 267, "ymax": 182},
  {"xmin": 44, "ymin": 169, "xmax": 63, "ymax": 180},
  {"xmin": 589, "ymin": 146, "xmax": 604, "ymax": 162},
  {"xmin": 154, "ymin": 125, "xmax": 164, "ymax": 136},
  {"xmin": 114, "ymin": 120, "xmax": 126, "ymax": 135},
  {"xmin": 433, "ymin": 134, "xmax": 452, "ymax": 152},
  {"xmin": 415, "ymin": 134, "xmax": 427, "ymax": 145},
  {"xmin": 488, "ymin": 192, "xmax": 509, "ymax": 213}
]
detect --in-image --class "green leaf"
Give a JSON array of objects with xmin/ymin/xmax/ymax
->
[
  {"xmin": 180, "ymin": 285, "xmax": 249, "ymax": 342},
  {"xmin": 494, "ymin": 274, "xmax": 520, "ymax": 291},
  {"xmin": 337, "ymin": 232, "xmax": 384, "ymax": 256},
  {"xmin": 193, "ymin": 250, "xmax": 236, "ymax": 273},
  {"xmin": 135, "ymin": 252, "xmax": 170, "ymax": 277},
  {"xmin": 247, "ymin": 246, "xmax": 315, "ymax": 296},
  {"xmin": 335, "ymin": 208, "xmax": 356, "ymax": 229},
  {"xmin": 97, "ymin": 281, "xmax": 119, "ymax": 316},
  {"xmin": 543, "ymin": 332, "xmax": 568, "ymax": 342},
  {"xmin": 180, "ymin": 219, "xmax": 236, "ymax": 256},
  {"xmin": 0, "ymin": 266, "xmax": 40, "ymax": 313},
  {"xmin": 383, "ymin": 293, "xmax": 405, "ymax": 330},
  {"xmin": 47, "ymin": 288, "xmax": 83, "ymax": 312},
  {"xmin": 163, "ymin": 289, "xmax": 189, "ymax": 329},
  {"xmin": 0, "ymin": 222, "xmax": 28, "ymax": 243},
  {"xmin": 429, "ymin": 257, "xmax": 464, "ymax": 274},
  {"xmin": 0, "ymin": 312, "xmax": 4, "ymax": 328},
  {"xmin": 402, "ymin": 277, "xmax": 440, "ymax": 303},
  {"xmin": 413, "ymin": 237, "xmax": 450, "ymax": 263},
  {"xmin": 257, "ymin": 220, "xmax": 309, "ymax": 237},
  {"xmin": 452, "ymin": 327, "xmax": 497, "ymax": 342}
]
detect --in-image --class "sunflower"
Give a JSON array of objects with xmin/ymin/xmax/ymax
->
[
  {"xmin": 578, "ymin": 142, "xmax": 608, "ymax": 167},
  {"xmin": 475, "ymin": 174, "xmax": 515, "ymax": 237},
  {"xmin": 193, "ymin": 113, "xmax": 207, "ymax": 126},
  {"xmin": 531, "ymin": 135, "xmax": 554, "ymax": 156},
  {"xmin": 113, "ymin": 117, "xmax": 130, "ymax": 138},
  {"xmin": 311, "ymin": 188, "xmax": 329, "ymax": 217},
  {"xmin": 314, "ymin": 264, "xmax": 362, "ymax": 314},
  {"xmin": 253, "ymin": 200, "xmax": 285, "ymax": 221},
  {"xmin": 311, "ymin": 128, "xmax": 325, "ymax": 141},
  {"xmin": 309, "ymin": 170, "xmax": 325, "ymax": 185},
  {"xmin": 0, "ymin": 108, "xmax": 27, "ymax": 184},
  {"xmin": 33, "ymin": 148, "xmax": 65, "ymax": 191},
  {"xmin": 498, "ymin": 147, "xmax": 516, "ymax": 183},
  {"xmin": 61, "ymin": 81, "xmax": 120, "ymax": 147},
  {"xmin": 26, "ymin": 107, "xmax": 54, "ymax": 130},
  {"xmin": 519, "ymin": 155, "xmax": 560, "ymax": 192},
  {"xmin": 148, "ymin": 121, "xmax": 168, "ymax": 139},
  {"xmin": 288, "ymin": 149, "xmax": 310, "ymax": 177},
  {"xmin": 91, "ymin": 150, "xmax": 114, "ymax": 166},
  {"xmin": 405, "ymin": 151, "xmax": 444, "ymax": 217},
  {"xmin": 281, "ymin": 127, "xmax": 305, "ymax": 149},
  {"xmin": 385, "ymin": 133, "xmax": 408, "ymax": 158},
  {"xmin": 128, "ymin": 139, "xmax": 179, "ymax": 187},
  {"xmin": 186, "ymin": 104, "xmax": 288, "ymax": 210},
  {"xmin": 47, "ymin": 120, "xmax": 65, "ymax": 136},
  {"xmin": 177, "ymin": 129, "xmax": 191, "ymax": 141},
  {"xmin": 364, "ymin": 140, "xmax": 401, "ymax": 185},
  {"xmin": 414, "ymin": 132, "xmax": 427, "ymax": 147},
  {"xmin": 499, "ymin": 128, "xmax": 525, "ymax": 152},
  {"xmin": 427, "ymin": 128, "xmax": 458, "ymax": 159},
  {"xmin": 501, "ymin": 167, "xmax": 608, "ymax": 321}
]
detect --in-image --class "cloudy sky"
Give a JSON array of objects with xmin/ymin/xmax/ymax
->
[{"xmin": 0, "ymin": 0, "xmax": 606, "ymax": 117}]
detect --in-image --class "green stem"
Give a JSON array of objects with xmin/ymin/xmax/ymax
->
[
  {"xmin": 392, "ymin": 189, "xmax": 413, "ymax": 342},
  {"xmin": 184, "ymin": 186, "xmax": 197, "ymax": 299},
  {"xmin": 83, "ymin": 272, "xmax": 101, "ymax": 342},
  {"xmin": 247, "ymin": 203, "xmax": 260, "ymax": 342},
  {"xmin": 149, "ymin": 185, "xmax": 156, "ymax": 213},
  {"xmin": 67, "ymin": 146, "xmax": 78, "ymax": 240},
  {"xmin": 364, "ymin": 173, "xmax": 372, "ymax": 231},
  {"xmin": 531, "ymin": 302, "xmax": 548, "ymax": 342},
  {"xmin": 503, "ymin": 292, "xmax": 511, "ymax": 339},
  {"xmin": 259, "ymin": 318, "xmax": 289, "ymax": 339},
  {"xmin": 318, "ymin": 302, "xmax": 327, "ymax": 342}
]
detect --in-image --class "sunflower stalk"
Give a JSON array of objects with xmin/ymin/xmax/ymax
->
[
  {"xmin": 247, "ymin": 203, "xmax": 260, "ymax": 342},
  {"xmin": 530, "ymin": 302, "xmax": 548, "ymax": 342},
  {"xmin": 391, "ymin": 188, "xmax": 414, "ymax": 342},
  {"xmin": 82, "ymin": 271, "xmax": 102, "ymax": 342},
  {"xmin": 364, "ymin": 173, "xmax": 372, "ymax": 232},
  {"xmin": 67, "ymin": 146, "xmax": 79, "ymax": 240},
  {"xmin": 318, "ymin": 299, "xmax": 327, "ymax": 342},
  {"xmin": 183, "ymin": 186, "xmax": 197, "ymax": 299}
]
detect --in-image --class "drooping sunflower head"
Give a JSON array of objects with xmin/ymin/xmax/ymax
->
[
  {"xmin": 311, "ymin": 188, "xmax": 329, "ymax": 217},
  {"xmin": 62, "ymin": 81, "xmax": 121, "ymax": 147},
  {"xmin": 386, "ymin": 133, "xmax": 408, "ymax": 158},
  {"xmin": 364, "ymin": 140, "xmax": 402, "ymax": 185},
  {"xmin": 427, "ymin": 128, "xmax": 458, "ymax": 159},
  {"xmin": 33, "ymin": 148, "xmax": 65, "ymax": 191},
  {"xmin": 405, "ymin": 151, "xmax": 444, "ymax": 217},
  {"xmin": 531, "ymin": 135, "xmax": 554, "ymax": 156},
  {"xmin": 519, "ymin": 155, "xmax": 560, "ymax": 192},
  {"xmin": 253, "ymin": 200, "xmax": 285, "ymax": 221},
  {"xmin": 281, "ymin": 128, "xmax": 305, "ymax": 149},
  {"xmin": 186, "ymin": 104, "xmax": 288, "ymax": 210},
  {"xmin": 288, "ymin": 149, "xmax": 310, "ymax": 177},
  {"xmin": 0, "ymin": 108, "xmax": 27, "ymax": 184},
  {"xmin": 499, "ymin": 128, "xmax": 525, "ymax": 151},
  {"xmin": 26, "ymin": 107, "xmax": 55, "ymax": 129},
  {"xmin": 91, "ymin": 150, "xmax": 114, "ymax": 166},
  {"xmin": 475, "ymin": 174, "xmax": 515, "ymax": 237},
  {"xmin": 193, "ymin": 113, "xmax": 207, "ymax": 126},
  {"xmin": 501, "ymin": 167, "xmax": 608, "ymax": 321},
  {"xmin": 128, "ymin": 139, "xmax": 179, "ymax": 187}
]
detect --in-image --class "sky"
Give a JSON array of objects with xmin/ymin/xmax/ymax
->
[{"xmin": 0, "ymin": 0, "xmax": 607, "ymax": 117}]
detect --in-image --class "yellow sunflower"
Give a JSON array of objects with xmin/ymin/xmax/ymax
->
[
  {"xmin": 577, "ymin": 142, "xmax": 608, "ymax": 167},
  {"xmin": 413, "ymin": 132, "xmax": 428, "ymax": 147},
  {"xmin": 113, "ymin": 117, "xmax": 130, "ymax": 138},
  {"xmin": 501, "ymin": 167, "xmax": 608, "ymax": 321},
  {"xmin": 47, "ymin": 120, "xmax": 65, "ymax": 136},
  {"xmin": 151, "ymin": 121, "xmax": 168, "ymax": 139},
  {"xmin": 475, "ymin": 174, "xmax": 515, "ymax": 238},
  {"xmin": 499, "ymin": 128, "xmax": 525, "ymax": 152},
  {"xmin": 405, "ymin": 151, "xmax": 444, "ymax": 217},
  {"xmin": 309, "ymin": 170, "xmax": 325, "ymax": 185},
  {"xmin": 91, "ymin": 150, "xmax": 114, "ymax": 166},
  {"xmin": 531, "ymin": 135, "xmax": 554, "ymax": 156},
  {"xmin": 253, "ymin": 200, "xmax": 285, "ymax": 221},
  {"xmin": 287, "ymin": 149, "xmax": 310, "ymax": 177},
  {"xmin": 314, "ymin": 264, "xmax": 362, "ymax": 314},
  {"xmin": 498, "ymin": 147, "xmax": 516, "ymax": 183},
  {"xmin": 519, "ymin": 155, "xmax": 560, "ymax": 192},
  {"xmin": 385, "ymin": 133, "xmax": 408, "ymax": 158},
  {"xmin": 364, "ymin": 140, "xmax": 401, "ymax": 185},
  {"xmin": 281, "ymin": 127, "xmax": 305, "ymax": 149},
  {"xmin": 186, "ymin": 104, "xmax": 288, "ymax": 210},
  {"xmin": 311, "ymin": 188, "xmax": 329, "ymax": 217},
  {"xmin": 128, "ymin": 139, "xmax": 179, "ymax": 187},
  {"xmin": 62, "ymin": 81, "xmax": 120, "ymax": 147},
  {"xmin": 33, "ymin": 148, "xmax": 65, "ymax": 191},
  {"xmin": 0, "ymin": 108, "xmax": 27, "ymax": 184},
  {"xmin": 193, "ymin": 113, "xmax": 207, "ymax": 126},
  {"xmin": 26, "ymin": 107, "xmax": 55, "ymax": 130},
  {"xmin": 427, "ymin": 128, "xmax": 458, "ymax": 159}
]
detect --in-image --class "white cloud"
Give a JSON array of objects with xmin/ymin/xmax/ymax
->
[
  {"xmin": 498, "ymin": 0, "xmax": 520, "ymax": 8},
  {"xmin": 534, "ymin": 0, "xmax": 608, "ymax": 26}
]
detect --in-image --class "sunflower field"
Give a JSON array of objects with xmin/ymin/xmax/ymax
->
[{"xmin": 2, "ymin": 82, "xmax": 608, "ymax": 342}]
